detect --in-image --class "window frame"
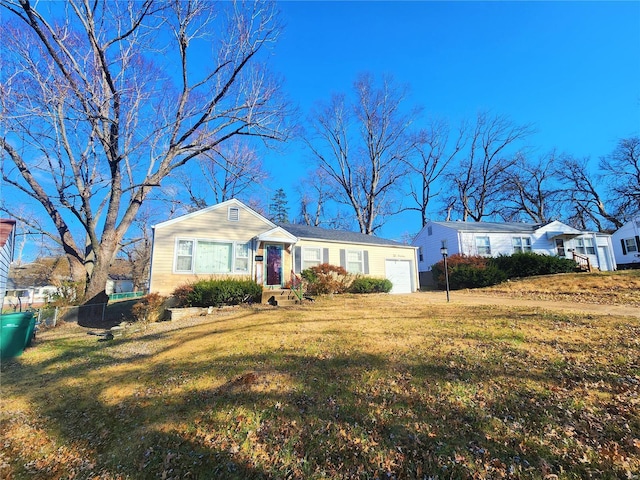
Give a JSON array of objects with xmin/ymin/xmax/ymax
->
[
  {"xmin": 575, "ymin": 237, "xmax": 595, "ymax": 255},
  {"xmin": 624, "ymin": 237, "xmax": 638, "ymax": 253},
  {"xmin": 512, "ymin": 236, "xmax": 532, "ymax": 253},
  {"xmin": 174, "ymin": 238, "xmax": 250, "ymax": 274},
  {"xmin": 302, "ymin": 247, "xmax": 322, "ymax": 270},
  {"xmin": 475, "ymin": 236, "xmax": 491, "ymax": 256},
  {"xmin": 234, "ymin": 242, "xmax": 250, "ymax": 273},
  {"xmin": 175, "ymin": 239, "xmax": 195, "ymax": 273},
  {"xmin": 345, "ymin": 249, "xmax": 365, "ymax": 274}
]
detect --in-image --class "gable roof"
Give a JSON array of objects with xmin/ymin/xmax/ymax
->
[
  {"xmin": 153, "ymin": 199, "xmax": 275, "ymax": 230},
  {"xmin": 429, "ymin": 220, "xmax": 602, "ymax": 238},
  {"xmin": 257, "ymin": 226, "xmax": 298, "ymax": 243},
  {"xmin": 280, "ymin": 223, "xmax": 410, "ymax": 248},
  {"xmin": 431, "ymin": 220, "xmax": 542, "ymax": 234}
]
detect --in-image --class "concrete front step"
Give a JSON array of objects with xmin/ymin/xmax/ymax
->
[{"xmin": 262, "ymin": 289, "xmax": 302, "ymax": 306}]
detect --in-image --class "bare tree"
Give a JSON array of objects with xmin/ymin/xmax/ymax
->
[
  {"xmin": 119, "ymin": 208, "xmax": 156, "ymax": 292},
  {"xmin": 304, "ymin": 73, "xmax": 419, "ymax": 234},
  {"xmin": 599, "ymin": 136, "xmax": 640, "ymax": 221},
  {"xmin": 0, "ymin": 0, "xmax": 290, "ymax": 302},
  {"xmin": 173, "ymin": 139, "xmax": 269, "ymax": 211},
  {"xmin": 500, "ymin": 150, "xmax": 561, "ymax": 223},
  {"xmin": 297, "ymin": 168, "xmax": 329, "ymax": 227},
  {"xmin": 446, "ymin": 112, "xmax": 533, "ymax": 221},
  {"xmin": 554, "ymin": 155, "xmax": 622, "ymax": 231},
  {"xmin": 407, "ymin": 118, "xmax": 466, "ymax": 227}
]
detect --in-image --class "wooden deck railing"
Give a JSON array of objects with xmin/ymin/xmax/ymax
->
[{"xmin": 572, "ymin": 252, "xmax": 591, "ymax": 272}]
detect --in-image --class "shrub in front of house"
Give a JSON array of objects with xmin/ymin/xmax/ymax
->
[
  {"xmin": 491, "ymin": 252, "xmax": 578, "ymax": 278},
  {"xmin": 132, "ymin": 292, "xmax": 167, "ymax": 324},
  {"xmin": 172, "ymin": 279, "xmax": 262, "ymax": 307},
  {"xmin": 431, "ymin": 254, "xmax": 507, "ymax": 290},
  {"xmin": 301, "ymin": 263, "xmax": 351, "ymax": 295},
  {"xmin": 448, "ymin": 263, "xmax": 507, "ymax": 289},
  {"xmin": 348, "ymin": 277, "xmax": 393, "ymax": 294}
]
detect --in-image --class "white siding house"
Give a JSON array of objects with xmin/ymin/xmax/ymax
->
[
  {"xmin": 0, "ymin": 219, "xmax": 16, "ymax": 309},
  {"xmin": 412, "ymin": 220, "xmax": 616, "ymax": 286},
  {"xmin": 611, "ymin": 216, "xmax": 640, "ymax": 269}
]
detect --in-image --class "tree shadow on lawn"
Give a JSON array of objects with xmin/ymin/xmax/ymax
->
[{"xmin": 4, "ymin": 332, "xmax": 635, "ymax": 479}]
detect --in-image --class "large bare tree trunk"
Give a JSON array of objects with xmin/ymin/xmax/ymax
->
[{"xmin": 0, "ymin": 0, "xmax": 290, "ymax": 303}]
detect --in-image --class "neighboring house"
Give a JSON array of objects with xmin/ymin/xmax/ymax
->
[
  {"xmin": 148, "ymin": 199, "xmax": 418, "ymax": 297},
  {"xmin": 611, "ymin": 216, "xmax": 640, "ymax": 269},
  {"xmin": 3, "ymin": 278, "xmax": 58, "ymax": 311},
  {"xmin": 106, "ymin": 275, "xmax": 134, "ymax": 295},
  {"xmin": 0, "ymin": 219, "xmax": 17, "ymax": 309},
  {"xmin": 412, "ymin": 220, "xmax": 616, "ymax": 287}
]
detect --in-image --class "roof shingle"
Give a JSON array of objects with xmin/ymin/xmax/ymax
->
[{"xmin": 279, "ymin": 223, "xmax": 408, "ymax": 247}]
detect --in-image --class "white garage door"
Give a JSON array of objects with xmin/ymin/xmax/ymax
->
[{"xmin": 385, "ymin": 259, "xmax": 413, "ymax": 294}]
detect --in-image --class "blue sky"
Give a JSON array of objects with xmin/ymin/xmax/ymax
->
[
  {"xmin": 262, "ymin": 0, "xmax": 640, "ymax": 240},
  {"xmin": 5, "ymin": 1, "xmax": 640, "ymax": 261}
]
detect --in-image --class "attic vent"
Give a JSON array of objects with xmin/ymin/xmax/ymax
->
[{"xmin": 228, "ymin": 207, "xmax": 240, "ymax": 222}]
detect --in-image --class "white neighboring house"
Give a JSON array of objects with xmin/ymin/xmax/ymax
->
[
  {"xmin": 412, "ymin": 220, "xmax": 616, "ymax": 287},
  {"xmin": 106, "ymin": 275, "xmax": 134, "ymax": 295},
  {"xmin": 611, "ymin": 216, "xmax": 640, "ymax": 269},
  {"xmin": 3, "ymin": 278, "xmax": 58, "ymax": 311},
  {"xmin": 1, "ymin": 219, "xmax": 16, "ymax": 309}
]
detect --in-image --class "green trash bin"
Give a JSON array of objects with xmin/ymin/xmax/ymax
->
[
  {"xmin": 1, "ymin": 312, "xmax": 35, "ymax": 360},
  {"xmin": 25, "ymin": 313, "xmax": 37, "ymax": 347}
]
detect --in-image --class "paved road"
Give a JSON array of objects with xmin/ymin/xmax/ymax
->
[{"xmin": 416, "ymin": 290, "xmax": 640, "ymax": 318}]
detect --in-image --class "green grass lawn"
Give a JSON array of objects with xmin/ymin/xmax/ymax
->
[{"xmin": 1, "ymin": 293, "xmax": 639, "ymax": 479}]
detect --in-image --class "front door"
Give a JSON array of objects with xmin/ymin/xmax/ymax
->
[
  {"xmin": 265, "ymin": 244, "xmax": 283, "ymax": 287},
  {"xmin": 555, "ymin": 238, "xmax": 565, "ymax": 257}
]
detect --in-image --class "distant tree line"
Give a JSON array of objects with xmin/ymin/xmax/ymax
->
[{"xmin": 297, "ymin": 73, "xmax": 639, "ymax": 235}]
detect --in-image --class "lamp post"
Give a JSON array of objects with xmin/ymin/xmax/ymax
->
[{"xmin": 440, "ymin": 246, "xmax": 450, "ymax": 302}]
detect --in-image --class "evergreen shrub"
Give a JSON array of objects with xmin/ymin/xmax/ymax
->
[
  {"xmin": 491, "ymin": 252, "xmax": 578, "ymax": 278},
  {"xmin": 431, "ymin": 254, "xmax": 506, "ymax": 290},
  {"xmin": 172, "ymin": 278, "xmax": 262, "ymax": 307},
  {"xmin": 349, "ymin": 277, "xmax": 393, "ymax": 294}
]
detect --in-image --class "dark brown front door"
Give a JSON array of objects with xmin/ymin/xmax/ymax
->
[{"xmin": 266, "ymin": 244, "xmax": 283, "ymax": 286}]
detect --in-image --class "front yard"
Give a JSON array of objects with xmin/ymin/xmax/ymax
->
[{"xmin": 1, "ymin": 291, "xmax": 639, "ymax": 479}]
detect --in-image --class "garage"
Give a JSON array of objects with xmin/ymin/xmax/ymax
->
[{"xmin": 385, "ymin": 259, "xmax": 413, "ymax": 294}]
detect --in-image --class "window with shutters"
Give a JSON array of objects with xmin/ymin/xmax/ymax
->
[
  {"xmin": 346, "ymin": 249, "xmax": 364, "ymax": 273},
  {"xmin": 302, "ymin": 247, "xmax": 322, "ymax": 270},
  {"xmin": 624, "ymin": 238, "xmax": 638, "ymax": 253}
]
